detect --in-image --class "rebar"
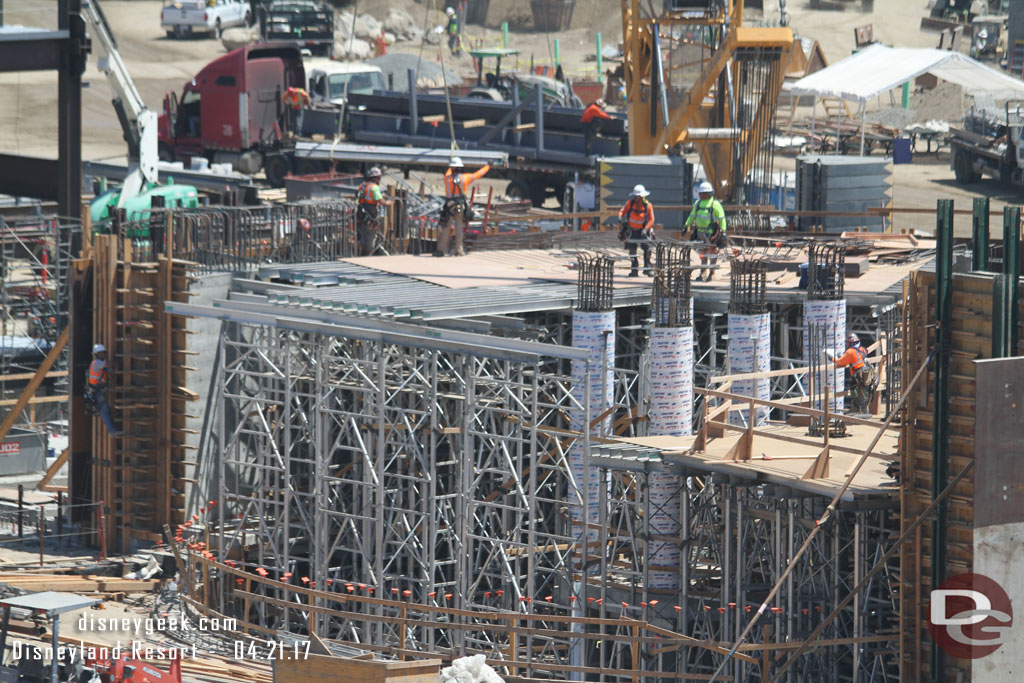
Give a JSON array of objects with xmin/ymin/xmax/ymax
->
[
  {"xmin": 652, "ymin": 266, "xmax": 692, "ymax": 328},
  {"xmin": 808, "ymin": 241, "xmax": 846, "ymax": 300},
  {"xmin": 576, "ymin": 254, "xmax": 614, "ymax": 312},
  {"xmin": 654, "ymin": 243, "xmax": 691, "ymax": 272},
  {"xmin": 728, "ymin": 257, "xmax": 767, "ymax": 315}
]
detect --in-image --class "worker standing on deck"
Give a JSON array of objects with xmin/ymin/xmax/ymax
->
[
  {"xmin": 86, "ymin": 344, "xmax": 121, "ymax": 437},
  {"xmin": 445, "ymin": 7, "xmax": 461, "ymax": 57},
  {"xmin": 826, "ymin": 332, "xmax": 876, "ymax": 414},
  {"xmin": 437, "ymin": 157, "xmax": 490, "ymax": 257},
  {"xmin": 618, "ymin": 184, "xmax": 655, "ymax": 278},
  {"xmin": 684, "ymin": 181, "xmax": 727, "ymax": 281},
  {"xmin": 357, "ymin": 167, "xmax": 392, "ymax": 256},
  {"xmin": 580, "ymin": 98, "xmax": 612, "ymax": 156},
  {"xmin": 282, "ymin": 86, "xmax": 311, "ymax": 136}
]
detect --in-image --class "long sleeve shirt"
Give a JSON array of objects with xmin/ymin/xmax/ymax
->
[
  {"xmin": 581, "ymin": 103, "xmax": 613, "ymax": 124},
  {"xmin": 444, "ymin": 164, "xmax": 490, "ymax": 198}
]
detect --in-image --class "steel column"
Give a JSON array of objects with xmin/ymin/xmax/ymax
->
[
  {"xmin": 930, "ymin": 198, "xmax": 954, "ymax": 678},
  {"xmin": 1003, "ymin": 206, "xmax": 1020, "ymax": 354},
  {"xmin": 972, "ymin": 197, "xmax": 989, "ymax": 271}
]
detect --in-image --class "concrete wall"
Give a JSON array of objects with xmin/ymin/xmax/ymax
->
[{"xmin": 184, "ymin": 272, "xmax": 233, "ymax": 517}]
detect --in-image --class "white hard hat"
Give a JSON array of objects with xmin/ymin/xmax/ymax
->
[
  {"xmin": 631, "ymin": 184, "xmax": 649, "ymax": 197},
  {"xmin": 595, "ymin": 98, "xmax": 605, "ymax": 107},
  {"xmin": 92, "ymin": 343, "xmax": 106, "ymax": 354},
  {"xmin": 698, "ymin": 181, "xmax": 714, "ymax": 194},
  {"xmin": 449, "ymin": 156, "xmax": 464, "ymax": 168},
  {"xmin": 446, "ymin": 6, "xmax": 455, "ymax": 15}
]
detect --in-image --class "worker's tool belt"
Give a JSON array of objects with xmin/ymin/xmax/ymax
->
[
  {"xmin": 853, "ymin": 364, "xmax": 876, "ymax": 390},
  {"xmin": 441, "ymin": 197, "xmax": 474, "ymax": 223},
  {"xmin": 620, "ymin": 224, "xmax": 653, "ymax": 243},
  {"xmin": 357, "ymin": 202, "xmax": 384, "ymax": 225}
]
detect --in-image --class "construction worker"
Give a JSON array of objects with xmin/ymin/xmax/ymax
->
[
  {"xmin": 86, "ymin": 344, "xmax": 121, "ymax": 436},
  {"xmin": 684, "ymin": 181, "xmax": 727, "ymax": 281},
  {"xmin": 445, "ymin": 7, "xmax": 461, "ymax": 56},
  {"xmin": 282, "ymin": 86, "xmax": 311, "ymax": 136},
  {"xmin": 356, "ymin": 167, "xmax": 392, "ymax": 256},
  {"xmin": 580, "ymin": 98, "xmax": 612, "ymax": 155},
  {"xmin": 827, "ymin": 332, "xmax": 877, "ymax": 414},
  {"xmin": 618, "ymin": 184, "xmax": 655, "ymax": 277},
  {"xmin": 437, "ymin": 156, "xmax": 490, "ymax": 257}
]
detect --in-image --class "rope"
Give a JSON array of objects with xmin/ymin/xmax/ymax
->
[
  {"xmin": 431, "ymin": 0, "xmax": 459, "ymax": 156},
  {"xmin": 329, "ymin": 0, "xmax": 362, "ymax": 169}
]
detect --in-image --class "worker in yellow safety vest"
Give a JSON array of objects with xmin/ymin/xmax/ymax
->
[
  {"xmin": 86, "ymin": 343, "xmax": 121, "ymax": 436},
  {"xmin": 445, "ymin": 7, "xmax": 461, "ymax": 56},
  {"xmin": 436, "ymin": 157, "xmax": 490, "ymax": 257},
  {"xmin": 684, "ymin": 181, "xmax": 727, "ymax": 281}
]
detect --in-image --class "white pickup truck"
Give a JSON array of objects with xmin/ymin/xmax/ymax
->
[
  {"xmin": 161, "ymin": 0, "xmax": 250, "ymax": 38},
  {"xmin": 306, "ymin": 59, "xmax": 388, "ymax": 107}
]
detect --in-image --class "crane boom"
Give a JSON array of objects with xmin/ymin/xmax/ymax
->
[{"xmin": 81, "ymin": 0, "xmax": 158, "ymax": 207}]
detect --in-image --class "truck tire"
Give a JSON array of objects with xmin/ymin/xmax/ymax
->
[
  {"xmin": 264, "ymin": 155, "xmax": 291, "ymax": 187},
  {"xmin": 158, "ymin": 144, "xmax": 174, "ymax": 163},
  {"xmin": 953, "ymin": 151, "xmax": 977, "ymax": 184},
  {"xmin": 294, "ymin": 159, "xmax": 323, "ymax": 176},
  {"xmin": 505, "ymin": 178, "xmax": 545, "ymax": 208}
]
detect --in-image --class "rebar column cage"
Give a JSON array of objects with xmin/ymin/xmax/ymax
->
[
  {"xmin": 652, "ymin": 267, "xmax": 692, "ymax": 328},
  {"xmin": 655, "ymin": 243, "xmax": 691, "ymax": 273},
  {"xmin": 728, "ymin": 257, "xmax": 767, "ymax": 315},
  {"xmin": 577, "ymin": 254, "xmax": 614, "ymax": 312},
  {"xmin": 808, "ymin": 242, "xmax": 846, "ymax": 301},
  {"xmin": 806, "ymin": 319, "xmax": 847, "ymax": 437}
]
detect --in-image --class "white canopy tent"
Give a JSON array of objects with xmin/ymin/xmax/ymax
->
[{"xmin": 785, "ymin": 43, "xmax": 1024, "ymax": 154}]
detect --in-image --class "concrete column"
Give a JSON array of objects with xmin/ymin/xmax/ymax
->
[
  {"xmin": 647, "ymin": 325, "xmax": 693, "ymax": 591},
  {"xmin": 728, "ymin": 313, "xmax": 771, "ymax": 426},
  {"xmin": 803, "ymin": 299, "xmax": 846, "ymax": 413},
  {"xmin": 569, "ymin": 310, "xmax": 615, "ymax": 544}
]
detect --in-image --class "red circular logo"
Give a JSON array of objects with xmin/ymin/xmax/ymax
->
[{"xmin": 927, "ymin": 572, "xmax": 1013, "ymax": 659}]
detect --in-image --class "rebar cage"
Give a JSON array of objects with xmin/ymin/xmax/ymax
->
[
  {"xmin": 577, "ymin": 254, "xmax": 615, "ymax": 312},
  {"xmin": 729, "ymin": 257, "xmax": 768, "ymax": 315},
  {"xmin": 808, "ymin": 242, "xmax": 846, "ymax": 301}
]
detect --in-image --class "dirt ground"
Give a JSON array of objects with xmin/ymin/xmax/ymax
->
[{"xmin": 0, "ymin": 0, "xmax": 1012, "ymax": 234}]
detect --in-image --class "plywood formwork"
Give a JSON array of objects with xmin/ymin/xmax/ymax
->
[
  {"xmin": 898, "ymin": 269, "xmax": 1023, "ymax": 682},
  {"xmin": 85, "ymin": 233, "xmax": 195, "ymax": 553}
]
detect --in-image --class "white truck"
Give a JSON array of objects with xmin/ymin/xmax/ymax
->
[
  {"xmin": 306, "ymin": 59, "xmax": 388, "ymax": 107},
  {"xmin": 161, "ymin": 0, "xmax": 250, "ymax": 38}
]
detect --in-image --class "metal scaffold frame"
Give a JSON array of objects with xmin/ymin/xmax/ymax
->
[{"xmin": 206, "ymin": 313, "xmax": 603, "ymax": 671}]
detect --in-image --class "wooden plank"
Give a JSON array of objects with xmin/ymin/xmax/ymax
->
[
  {"xmin": 36, "ymin": 448, "xmax": 68, "ymax": 491},
  {"xmin": 0, "ymin": 395, "xmax": 68, "ymax": 408},
  {"xmin": 0, "ymin": 327, "xmax": 68, "ymax": 443},
  {"xmin": 273, "ymin": 654, "xmax": 441, "ymax": 683}
]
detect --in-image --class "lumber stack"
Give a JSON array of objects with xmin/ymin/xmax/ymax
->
[{"xmin": 0, "ymin": 572, "xmax": 158, "ymax": 593}]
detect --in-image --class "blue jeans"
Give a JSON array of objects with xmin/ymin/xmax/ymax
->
[{"xmin": 92, "ymin": 387, "xmax": 120, "ymax": 436}]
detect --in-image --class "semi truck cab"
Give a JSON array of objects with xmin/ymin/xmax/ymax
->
[{"xmin": 158, "ymin": 44, "xmax": 306, "ymax": 178}]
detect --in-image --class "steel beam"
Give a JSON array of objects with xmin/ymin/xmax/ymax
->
[
  {"xmin": 0, "ymin": 30, "xmax": 67, "ymax": 71},
  {"xmin": 930, "ymin": 198, "xmax": 954, "ymax": 679},
  {"xmin": 1003, "ymin": 206, "xmax": 1020, "ymax": 353},
  {"xmin": 972, "ymin": 196, "xmax": 989, "ymax": 271},
  {"xmin": 0, "ymin": 155, "xmax": 60, "ymax": 201}
]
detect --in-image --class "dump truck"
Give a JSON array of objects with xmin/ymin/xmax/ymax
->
[{"xmin": 949, "ymin": 101, "xmax": 1024, "ymax": 187}]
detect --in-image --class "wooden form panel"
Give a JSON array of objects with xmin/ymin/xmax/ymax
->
[
  {"xmin": 898, "ymin": 270, "xmax": 1023, "ymax": 682},
  {"xmin": 88, "ymin": 234, "xmax": 195, "ymax": 552}
]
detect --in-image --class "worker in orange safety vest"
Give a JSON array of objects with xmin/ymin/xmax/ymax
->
[
  {"xmin": 826, "ymin": 332, "xmax": 876, "ymax": 414},
  {"xmin": 617, "ymin": 184, "xmax": 655, "ymax": 277},
  {"xmin": 86, "ymin": 343, "xmax": 121, "ymax": 436},
  {"xmin": 282, "ymin": 87, "xmax": 311, "ymax": 136},
  {"xmin": 356, "ymin": 167, "xmax": 393, "ymax": 256},
  {"xmin": 580, "ymin": 98, "xmax": 612, "ymax": 155},
  {"xmin": 436, "ymin": 156, "xmax": 490, "ymax": 257}
]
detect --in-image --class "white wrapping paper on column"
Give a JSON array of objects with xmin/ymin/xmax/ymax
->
[
  {"xmin": 727, "ymin": 313, "xmax": 771, "ymax": 426},
  {"xmin": 802, "ymin": 299, "xmax": 846, "ymax": 412},
  {"xmin": 647, "ymin": 326, "xmax": 693, "ymax": 591},
  {"xmin": 570, "ymin": 310, "xmax": 615, "ymax": 545}
]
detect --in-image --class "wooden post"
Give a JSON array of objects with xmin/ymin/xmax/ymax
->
[
  {"xmin": 482, "ymin": 186, "xmax": 494, "ymax": 233},
  {"xmin": 508, "ymin": 615, "xmax": 517, "ymax": 678},
  {"xmin": 762, "ymin": 624, "xmax": 773, "ymax": 679}
]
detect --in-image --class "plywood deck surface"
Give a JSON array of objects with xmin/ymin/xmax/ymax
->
[
  {"xmin": 343, "ymin": 246, "xmax": 926, "ymax": 296},
  {"xmin": 609, "ymin": 422, "xmax": 898, "ymax": 499}
]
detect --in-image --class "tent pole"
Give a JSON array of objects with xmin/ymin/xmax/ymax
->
[
  {"xmin": 858, "ymin": 102, "xmax": 865, "ymax": 156},
  {"xmin": 811, "ymin": 96, "xmax": 816, "ymax": 153}
]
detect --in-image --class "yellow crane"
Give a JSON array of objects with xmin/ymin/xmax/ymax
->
[{"xmin": 621, "ymin": 0, "xmax": 793, "ymax": 200}]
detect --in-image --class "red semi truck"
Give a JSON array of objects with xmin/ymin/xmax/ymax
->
[{"xmin": 158, "ymin": 43, "xmax": 311, "ymax": 186}]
